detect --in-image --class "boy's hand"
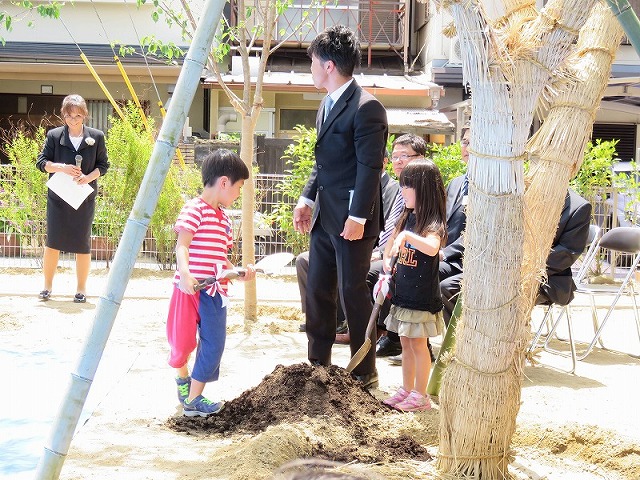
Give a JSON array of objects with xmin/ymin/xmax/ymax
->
[
  {"xmin": 178, "ymin": 273, "xmax": 198, "ymax": 294},
  {"xmin": 240, "ymin": 264, "xmax": 257, "ymax": 282}
]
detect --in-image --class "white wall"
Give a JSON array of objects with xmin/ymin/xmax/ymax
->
[{"xmin": 3, "ymin": 1, "xmax": 194, "ymax": 45}]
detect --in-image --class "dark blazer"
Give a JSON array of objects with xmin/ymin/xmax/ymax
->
[
  {"xmin": 440, "ymin": 174, "xmax": 467, "ymax": 278},
  {"xmin": 302, "ymin": 81, "xmax": 388, "ymax": 238},
  {"xmin": 36, "ymin": 124, "xmax": 109, "ymax": 253},
  {"xmin": 36, "ymin": 125, "xmax": 110, "ymax": 191},
  {"xmin": 381, "ymin": 172, "xmax": 400, "ymax": 226},
  {"xmin": 539, "ymin": 189, "xmax": 592, "ymax": 306}
]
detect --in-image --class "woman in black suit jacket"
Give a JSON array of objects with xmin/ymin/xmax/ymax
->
[{"xmin": 35, "ymin": 94, "xmax": 109, "ymax": 302}]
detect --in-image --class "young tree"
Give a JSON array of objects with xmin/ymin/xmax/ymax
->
[
  {"xmin": 435, "ymin": 1, "xmax": 621, "ymax": 477},
  {"xmin": 141, "ymin": 0, "xmax": 322, "ymax": 322}
]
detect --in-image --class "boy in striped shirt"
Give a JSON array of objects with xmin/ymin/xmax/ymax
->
[{"xmin": 167, "ymin": 149, "xmax": 256, "ymax": 417}]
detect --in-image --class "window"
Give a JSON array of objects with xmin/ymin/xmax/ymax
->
[{"xmin": 280, "ymin": 109, "xmax": 317, "ymax": 131}]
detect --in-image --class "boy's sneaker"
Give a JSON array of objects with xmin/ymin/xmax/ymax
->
[
  {"xmin": 394, "ymin": 390, "xmax": 431, "ymax": 412},
  {"xmin": 176, "ymin": 376, "xmax": 191, "ymax": 405},
  {"xmin": 183, "ymin": 395, "xmax": 225, "ymax": 417},
  {"xmin": 383, "ymin": 386, "xmax": 410, "ymax": 407}
]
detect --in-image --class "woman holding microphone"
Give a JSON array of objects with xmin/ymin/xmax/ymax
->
[{"xmin": 36, "ymin": 94, "xmax": 109, "ymax": 302}]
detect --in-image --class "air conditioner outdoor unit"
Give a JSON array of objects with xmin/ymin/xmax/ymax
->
[{"xmin": 448, "ymin": 36, "xmax": 463, "ymax": 66}]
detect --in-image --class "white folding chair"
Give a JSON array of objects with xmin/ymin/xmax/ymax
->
[
  {"xmin": 529, "ymin": 224, "xmax": 601, "ymax": 373},
  {"xmin": 565, "ymin": 226, "xmax": 640, "ymax": 360}
]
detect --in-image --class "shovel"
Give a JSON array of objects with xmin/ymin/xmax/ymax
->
[
  {"xmin": 195, "ymin": 252, "xmax": 295, "ymax": 291},
  {"xmin": 345, "ymin": 255, "xmax": 397, "ymax": 373}
]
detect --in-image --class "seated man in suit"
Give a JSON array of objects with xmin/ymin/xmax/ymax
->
[
  {"xmin": 296, "ymin": 151, "xmax": 398, "ymax": 336},
  {"xmin": 440, "ymin": 125, "xmax": 592, "ymax": 322}
]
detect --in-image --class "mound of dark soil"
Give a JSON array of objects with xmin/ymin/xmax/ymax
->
[{"xmin": 168, "ymin": 363, "xmax": 431, "ymax": 463}]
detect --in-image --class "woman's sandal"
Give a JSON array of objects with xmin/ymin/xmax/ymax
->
[
  {"xmin": 39, "ymin": 290, "xmax": 51, "ymax": 301},
  {"xmin": 73, "ymin": 293, "xmax": 87, "ymax": 303}
]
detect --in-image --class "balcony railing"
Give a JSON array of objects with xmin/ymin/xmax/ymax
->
[{"xmin": 230, "ymin": 1, "xmax": 406, "ymax": 65}]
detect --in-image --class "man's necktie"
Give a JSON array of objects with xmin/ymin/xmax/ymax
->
[
  {"xmin": 462, "ymin": 175, "xmax": 469, "ymax": 196},
  {"xmin": 378, "ymin": 191, "xmax": 405, "ymax": 250},
  {"xmin": 323, "ymin": 96, "xmax": 334, "ymax": 123}
]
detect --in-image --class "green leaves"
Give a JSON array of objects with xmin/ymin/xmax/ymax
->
[
  {"xmin": 1, "ymin": 0, "xmax": 61, "ymax": 40},
  {"xmin": 267, "ymin": 125, "xmax": 316, "ymax": 255},
  {"xmin": 570, "ymin": 139, "xmax": 619, "ymax": 199},
  {"xmin": 139, "ymin": 35, "xmax": 185, "ymax": 63},
  {"xmin": 429, "ymin": 142, "xmax": 466, "ymax": 187}
]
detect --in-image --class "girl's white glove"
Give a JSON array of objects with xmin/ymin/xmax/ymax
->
[{"xmin": 372, "ymin": 274, "xmax": 391, "ymax": 304}]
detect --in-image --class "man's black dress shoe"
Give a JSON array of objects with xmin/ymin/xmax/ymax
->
[
  {"xmin": 353, "ymin": 371, "xmax": 379, "ymax": 390},
  {"xmin": 376, "ymin": 335, "xmax": 402, "ymax": 357}
]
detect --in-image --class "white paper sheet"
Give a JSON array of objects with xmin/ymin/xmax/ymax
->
[{"xmin": 46, "ymin": 172, "xmax": 94, "ymax": 210}]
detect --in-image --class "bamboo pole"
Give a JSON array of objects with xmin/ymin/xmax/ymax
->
[
  {"xmin": 34, "ymin": 1, "xmax": 227, "ymax": 478},
  {"xmin": 606, "ymin": 0, "xmax": 640, "ymax": 59},
  {"xmin": 427, "ymin": 295, "xmax": 462, "ymax": 397},
  {"xmin": 80, "ymin": 53, "xmax": 126, "ymax": 121}
]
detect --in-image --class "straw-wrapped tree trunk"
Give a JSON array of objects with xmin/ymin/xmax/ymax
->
[
  {"xmin": 522, "ymin": 3, "xmax": 623, "ymax": 319},
  {"xmin": 436, "ymin": 0, "xmax": 602, "ymax": 477}
]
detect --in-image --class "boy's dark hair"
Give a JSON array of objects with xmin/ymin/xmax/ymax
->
[
  {"xmin": 393, "ymin": 133, "xmax": 427, "ymax": 157},
  {"xmin": 307, "ymin": 25, "xmax": 360, "ymax": 77},
  {"xmin": 397, "ymin": 158, "xmax": 447, "ymax": 245},
  {"xmin": 201, "ymin": 149, "xmax": 249, "ymax": 187}
]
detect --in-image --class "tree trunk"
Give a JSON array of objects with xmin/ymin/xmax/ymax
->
[
  {"xmin": 437, "ymin": 1, "xmax": 599, "ymax": 477},
  {"xmin": 241, "ymin": 116, "xmax": 258, "ymax": 322}
]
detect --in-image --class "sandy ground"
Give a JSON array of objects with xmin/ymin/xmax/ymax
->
[{"xmin": 1, "ymin": 266, "xmax": 640, "ymax": 479}]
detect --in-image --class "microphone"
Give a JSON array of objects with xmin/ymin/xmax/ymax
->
[{"xmin": 75, "ymin": 155, "xmax": 82, "ymax": 168}]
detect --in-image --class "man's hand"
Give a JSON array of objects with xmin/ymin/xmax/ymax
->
[
  {"xmin": 293, "ymin": 204, "xmax": 312, "ymax": 234},
  {"xmin": 341, "ymin": 218, "xmax": 364, "ymax": 241}
]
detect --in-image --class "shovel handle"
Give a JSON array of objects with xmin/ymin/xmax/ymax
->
[{"xmin": 194, "ymin": 267, "xmax": 268, "ymax": 291}]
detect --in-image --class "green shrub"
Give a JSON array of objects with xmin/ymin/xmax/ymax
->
[
  {"xmin": 1, "ymin": 127, "xmax": 48, "ymax": 248},
  {"xmin": 100, "ymin": 102, "xmax": 202, "ymax": 269},
  {"xmin": 268, "ymin": 125, "xmax": 315, "ymax": 255},
  {"xmin": 429, "ymin": 141, "xmax": 466, "ymax": 187},
  {"xmin": 570, "ymin": 139, "xmax": 618, "ymax": 201}
]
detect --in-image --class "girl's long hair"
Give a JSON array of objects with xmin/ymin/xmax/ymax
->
[{"xmin": 396, "ymin": 158, "xmax": 447, "ymax": 244}]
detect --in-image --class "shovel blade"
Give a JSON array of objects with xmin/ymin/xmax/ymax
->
[{"xmin": 345, "ymin": 338, "xmax": 371, "ymax": 373}]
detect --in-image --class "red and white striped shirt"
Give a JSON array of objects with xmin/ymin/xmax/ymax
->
[{"xmin": 173, "ymin": 197, "xmax": 233, "ymax": 295}]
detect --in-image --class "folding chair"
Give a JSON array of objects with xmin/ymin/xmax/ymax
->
[
  {"xmin": 566, "ymin": 226, "xmax": 640, "ymax": 360},
  {"xmin": 528, "ymin": 224, "xmax": 601, "ymax": 373}
]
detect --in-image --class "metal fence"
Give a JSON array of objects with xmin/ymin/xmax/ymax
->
[{"xmin": 0, "ymin": 173, "xmax": 300, "ymax": 271}]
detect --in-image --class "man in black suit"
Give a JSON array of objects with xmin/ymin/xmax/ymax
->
[
  {"xmin": 293, "ymin": 25, "xmax": 388, "ymax": 389},
  {"xmin": 296, "ymin": 152, "xmax": 397, "ymax": 337},
  {"xmin": 439, "ymin": 125, "xmax": 470, "ymax": 324},
  {"xmin": 536, "ymin": 190, "xmax": 592, "ymax": 306}
]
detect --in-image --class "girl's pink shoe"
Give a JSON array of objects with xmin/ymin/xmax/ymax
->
[
  {"xmin": 383, "ymin": 387, "xmax": 409, "ymax": 407},
  {"xmin": 394, "ymin": 390, "xmax": 431, "ymax": 411}
]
